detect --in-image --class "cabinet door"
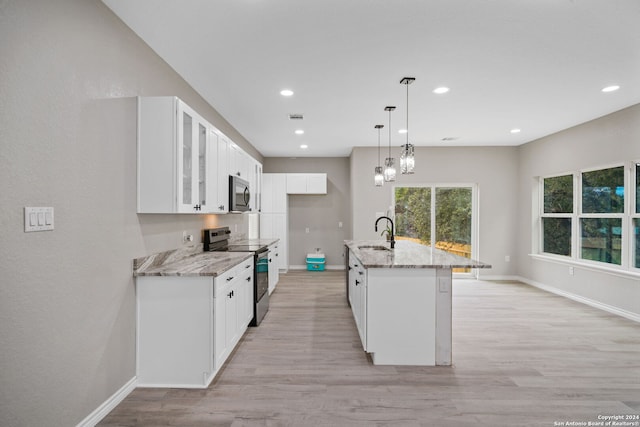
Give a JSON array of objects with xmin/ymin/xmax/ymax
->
[
  {"xmin": 177, "ymin": 101, "xmax": 209, "ymax": 213},
  {"xmin": 216, "ymin": 135, "xmax": 230, "ymax": 212},
  {"xmin": 214, "ymin": 289, "xmax": 228, "ymax": 370},
  {"xmin": 272, "ymin": 174, "xmax": 287, "ymax": 213},
  {"xmin": 273, "ymin": 214, "xmax": 288, "ymax": 270},
  {"xmin": 261, "ymin": 175, "xmax": 273, "ymax": 213},
  {"xmin": 229, "ymin": 144, "xmax": 249, "ymax": 179},
  {"xmin": 286, "ymin": 173, "xmax": 307, "ymax": 194},
  {"xmin": 357, "ymin": 268, "xmax": 367, "ymax": 350},
  {"xmin": 272, "ymin": 244, "xmax": 280, "ymax": 287},
  {"xmin": 225, "ymin": 285, "xmax": 239, "ymax": 348},
  {"xmin": 306, "ymin": 174, "xmax": 327, "ymax": 194}
]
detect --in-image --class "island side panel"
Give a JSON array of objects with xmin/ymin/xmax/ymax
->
[
  {"xmin": 137, "ymin": 276, "xmax": 214, "ymax": 387},
  {"xmin": 435, "ymin": 268, "xmax": 452, "ymax": 366},
  {"xmin": 366, "ymin": 268, "xmax": 437, "ymax": 365}
]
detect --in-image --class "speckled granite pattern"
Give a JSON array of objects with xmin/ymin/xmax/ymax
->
[
  {"xmin": 229, "ymin": 238, "xmax": 279, "ymax": 246},
  {"xmin": 133, "ymin": 245, "xmax": 253, "ymax": 277},
  {"xmin": 345, "ymin": 240, "xmax": 492, "ymax": 269}
]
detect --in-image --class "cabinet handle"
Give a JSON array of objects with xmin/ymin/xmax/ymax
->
[
  {"xmin": 246, "ymin": 277, "xmax": 251, "ymax": 282},
  {"xmin": 348, "ymin": 266, "xmax": 352, "ymax": 271},
  {"xmin": 245, "ymin": 264, "xmax": 251, "ymax": 269},
  {"xmin": 269, "ymin": 258, "xmax": 272, "ymax": 263},
  {"xmin": 218, "ymin": 205, "xmax": 225, "ymax": 210},
  {"xmin": 275, "ymin": 253, "xmax": 279, "ymax": 257},
  {"xmin": 358, "ymin": 271, "xmax": 364, "ymax": 275},
  {"xmin": 226, "ymin": 276, "xmax": 234, "ymax": 282},
  {"xmin": 355, "ymin": 280, "xmax": 360, "ymax": 286}
]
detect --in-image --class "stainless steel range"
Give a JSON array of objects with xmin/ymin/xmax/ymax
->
[{"xmin": 203, "ymin": 227, "xmax": 269, "ymax": 326}]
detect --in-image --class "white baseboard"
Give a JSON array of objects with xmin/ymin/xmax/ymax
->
[
  {"xmin": 76, "ymin": 376, "xmax": 137, "ymax": 427},
  {"xmin": 515, "ymin": 276, "xmax": 640, "ymax": 323},
  {"xmin": 474, "ymin": 274, "xmax": 521, "ymax": 281},
  {"xmin": 289, "ymin": 264, "xmax": 345, "ymax": 271}
]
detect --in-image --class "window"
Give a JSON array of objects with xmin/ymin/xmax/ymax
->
[
  {"xmin": 635, "ymin": 164, "xmax": 640, "ymax": 268},
  {"xmin": 538, "ymin": 163, "xmax": 640, "ymax": 272},
  {"xmin": 541, "ymin": 174, "xmax": 573, "ymax": 256},
  {"xmin": 580, "ymin": 166, "xmax": 624, "ymax": 265},
  {"xmin": 394, "ymin": 185, "xmax": 476, "ymax": 275}
]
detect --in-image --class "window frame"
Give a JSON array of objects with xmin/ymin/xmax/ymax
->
[
  {"xmin": 392, "ymin": 183, "xmax": 479, "ymax": 279},
  {"xmin": 536, "ymin": 161, "xmax": 640, "ymax": 275},
  {"xmin": 539, "ymin": 173, "xmax": 576, "ymax": 259}
]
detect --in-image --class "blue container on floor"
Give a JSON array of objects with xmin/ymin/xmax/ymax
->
[{"xmin": 306, "ymin": 253, "xmax": 325, "ymax": 271}]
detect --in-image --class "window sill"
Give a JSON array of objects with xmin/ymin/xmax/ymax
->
[{"xmin": 529, "ymin": 253, "xmax": 640, "ymax": 280}]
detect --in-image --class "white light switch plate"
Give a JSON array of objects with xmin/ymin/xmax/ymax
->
[{"xmin": 24, "ymin": 207, "xmax": 54, "ymax": 232}]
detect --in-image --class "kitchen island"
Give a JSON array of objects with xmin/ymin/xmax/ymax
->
[{"xmin": 344, "ymin": 239, "xmax": 491, "ymax": 366}]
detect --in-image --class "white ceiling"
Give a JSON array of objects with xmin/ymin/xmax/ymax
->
[{"xmin": 103, "ymin": 0, "xmax": 640, "ymax": 157}]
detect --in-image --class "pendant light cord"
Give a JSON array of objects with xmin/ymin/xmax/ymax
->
[
  {"xmin": 405, "ymin": 81, "xmax": 409, "ymax": 149},
  {"xmin": 388, "ymin": 109, "xmax": 392, "ymax": 158}
]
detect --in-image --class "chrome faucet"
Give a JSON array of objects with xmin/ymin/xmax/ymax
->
[{"xmin": 374, "ymin": 216, "xmax": 395, "ymax": 249}]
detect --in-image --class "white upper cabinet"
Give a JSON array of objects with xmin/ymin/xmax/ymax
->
[
  {"xmin": 138, "ymin": 96, "xmax": 211, "ymax": 213},
  {"xmin": 286, "ymin": 173, "xmax": 327, "ymax": 194},
  {"xmin": 262, "ymin": 173, "xmax": 287, "ymax": 213},
  {"xmin": 137, "ymin": 96, "xmax": 261, "ymax": 214},
  {"xmin": 206, "ymin": 130, "xmax": 230, "ymax": 213},
  {"xmin": 249, "ymin": 160, "xmax": 262, "ymax": 212},
  {"xmin": 229, "ymin": 143, "xmax": 251, "ymax": 179}
]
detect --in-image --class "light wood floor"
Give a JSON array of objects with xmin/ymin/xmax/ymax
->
[{"xmin": 100, "ymin": 271, "xmax": 640, "ymax": 426}]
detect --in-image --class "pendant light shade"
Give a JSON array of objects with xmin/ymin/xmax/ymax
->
[
  {"xmin": 384, "ymin": 106, "xmax": 396, "ymax": 182},
  {"xmin": 374, "ymin": 124, "xmax": 384, "ymax": 187},
  {"xmin": 400, "ymin": 77, "xmax": 415, "ymax": 174}
]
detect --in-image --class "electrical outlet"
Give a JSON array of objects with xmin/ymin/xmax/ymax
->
[{"xmin": 182, "ymin": 231, "xmax": 193, "ymax": 243}]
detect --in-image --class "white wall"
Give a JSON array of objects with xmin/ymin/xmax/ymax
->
[
  {"xmin": 263, "ymin": 158, "xmax": 351, "ymax": 268},
  {"xmin": 0, "ymin": 1, "xmax": 258, "ymax": 425},
  {"xmin": 350, "ymin": 146, "xmax": 520, "ymax": 277},
  {"xmin": 516, "ymin": 104, "xmax": 640, "ymax": 319}
]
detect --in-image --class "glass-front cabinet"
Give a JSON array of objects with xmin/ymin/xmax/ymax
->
[
  {"xmin": 137, "ymin": 96, "xmax": 261, "ymax": 214},
  {"xmin": 177, "ymin": 101, "xmax": 210, "ymax": 213}
]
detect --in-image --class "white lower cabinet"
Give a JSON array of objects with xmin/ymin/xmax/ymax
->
[
  {"xmin": 267, "ymin": 241, "xmax": 280, "ymax": 294},
  {"xmin": 347, "ymin": 248, "xmax": 443, "ymax": 366},
  {"xmin": 348, "ymin": 250, "xmax": 367, "ymax": 350},
  {"xmin": 260, "ymin": 213, "xmax": 288, "ymax": 271},
  {"xmin": 136, "ymin": 257, "xmax": 253, "ymax": 388}
]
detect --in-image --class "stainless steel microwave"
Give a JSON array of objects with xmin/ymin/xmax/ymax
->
[{"xmin": 229, "ymin": 175, "xmax": 251, "ymax": 212}]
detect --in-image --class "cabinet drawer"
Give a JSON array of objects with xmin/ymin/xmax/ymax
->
[{"xmin": 214, "ymin": 257, "xmax": 253, "ymax": 297}]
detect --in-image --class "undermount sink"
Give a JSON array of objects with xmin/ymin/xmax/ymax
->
[{"xmin": 358, "ymin": 245, "xmax": 392, "ymax": 251}]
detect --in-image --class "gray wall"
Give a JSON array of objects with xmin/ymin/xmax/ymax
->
[
  {"xmin": 350, "ymin": 146, "xmax": 520, "ymax": 277},
  {"xmin": 516, "ymin": 104, "xmax": 640, "ymax": 318},
  {"xmin": 0, "ymin": 1, "xmax": 258, "ymax": 425},
  {"xmin": 263, "ymin": 158, "xmax": 351, "ymax": 268}
]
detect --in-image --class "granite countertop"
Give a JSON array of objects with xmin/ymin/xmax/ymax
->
[
  {"xmin": 133, "ymin": 245, "xmax": 253, "ymax": 277},
  {"xmin": 345, "ymin": 239, "xmax": 492, "ymax": 269},
  {"xmin": 229, "ymin": 238, "xmax": 279, "ymax": 246}
]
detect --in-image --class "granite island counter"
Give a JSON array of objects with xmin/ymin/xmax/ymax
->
[{"xmin": 344, "ymin": 239, "xmax": 491, "ymax": 366}]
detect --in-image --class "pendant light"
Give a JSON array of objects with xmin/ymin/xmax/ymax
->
[
  {"xmin": 374, "ymin": 124, "xmax": 384, "ymax": 187},
  {"xmin": 384, "ymin": 106, "xmax": 396, "ymax": 182},
  {"xmin": 400, "ymin": 77, "xmax": 416, "ymax": 174}
]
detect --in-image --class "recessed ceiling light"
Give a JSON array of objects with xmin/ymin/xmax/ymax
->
[
  {"xmin": 300, "ymin": 144, "xmax": 308, "ymax": 149},
  {"xmin": 433, "ymin": 87, "xmax": 450, "ymax": 94},
  {"xmin": 601, "ymin": 85, "xmax": 620, "ymax": 93},
  {"xmin": 280, "ymin": 89, "xmax": 294, "ymax": 97},
  {"xmin": 295, "ymin": 129, "xmax": 304, "ymax": 135},
  {"xmin": 398, "ymin": 129, "xmax": 407, "ymax": 134},
  {"xmin": 510, "ymin": 128, "xmax": 521, "ymax": 134}
]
